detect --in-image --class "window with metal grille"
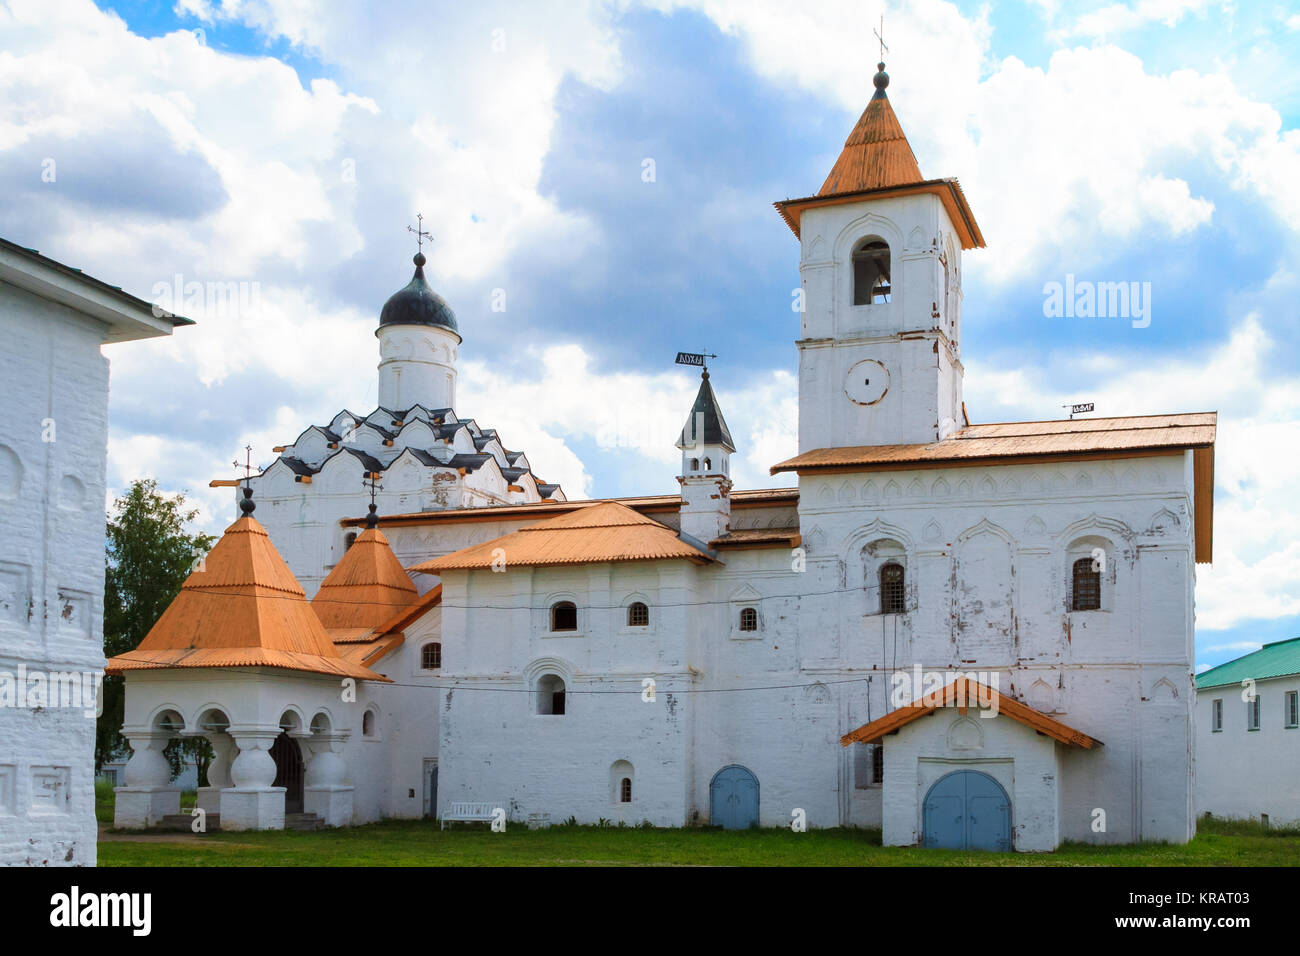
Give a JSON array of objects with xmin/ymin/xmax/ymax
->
[
  {"xmin": 880, "ymin": 562, "xmax": 905, "ymax": 614},
  {"xmin": 344, "ymin": 531, "xmax": 358, "ymax": 551},
  {"xmin": 627, "ymin": 602, "xmax": 649, "ymax": 627},
  {"xmin": 872, "ymin": 744, "xmax": 884, "ymax": 784},
  {"xmin": 1247, "ymin": 695, "xmax": 1261, "ymax": 731},
  {"xmin": 421, "ymin": 642, "xmax": 441, "ymax": 670},
  {"xmin": 551, "ymin": 601, "xmax": 577, "ymax": 631},
  {"xmin": 620, "ymin": 777, "xmax": 632, "ymax": 803},
  {"xmin": 1211, "ymin": 698, "xmax": 1223, "ymax": 732},
  {"xmin": 852, "ymin": 239, "xmax": 891, "ymax": 304},
  {"xmin": 1286, "ymin": 691, "xmax": 1298, "ymax": 729},
  {"xmin": 1071, "ymin": 557, "xmax": 1101, "ymax": 611},
  {"xmin": 739, "ymin": 607, "xmax": 758, "ymax": 631}
]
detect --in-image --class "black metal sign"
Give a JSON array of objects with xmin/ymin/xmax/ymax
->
[
  {"xmin": 1071, "ymin": 403, "xmax": 1094, "ymax": 414},
  {"xmin": 675, "ymin": 351, "xmax": 709, "ymax": 367}
]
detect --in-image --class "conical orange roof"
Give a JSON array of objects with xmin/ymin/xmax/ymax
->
[
  {"xmin": 106, "ymin": 514, "xmax": 388, "ymax": 682},
  {"xmin": 819, "ymin": 69, "xmax": 923, "ymax": 196},
  {"xmin": 312, "ymin": 526, "xmax": 418, "ymax": 630}
]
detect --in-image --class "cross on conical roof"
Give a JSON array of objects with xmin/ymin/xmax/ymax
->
[
  {"xmin": 312, "ymin": 525, "xmax": 419, "ymax": 630},
  {"xmin": 818, "ymin": 63, "xmax": 924, "ymax": 196},
  {"xmin": 677, "ymin": 370, "xmax": 735, "ymax": 452},
  {"xmin": 105, "ymin": 510, "xmax": 388, "ymax": 681}
]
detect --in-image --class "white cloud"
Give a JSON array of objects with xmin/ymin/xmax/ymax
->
[{"xmin": 1064, "ymin": 0, "xmax": 1214, "ymax": 40}]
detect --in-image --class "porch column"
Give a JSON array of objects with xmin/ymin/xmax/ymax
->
[
  {"xmin": 195, "ymin": 731, "xmax": 236, "ymax": 815},
  {"xmin": 303, "ymin": 732, "xmax": 353, "ymax": 827},
  {"xmin": 114, "ymin": 732, "xmax": 180, "ymax": 828},
  {"xmin": 219, "ymin": 729, "xmax": 285, "ymax": 830}
]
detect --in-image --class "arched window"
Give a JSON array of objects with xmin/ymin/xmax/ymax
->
[
  {"xmin": 627, "ymin": 602, "xmax": 649, "ymax": 627},
  {"xmin": 537, "ymin": 674, "xmax": 566, "ymax": 715},
  {"xmin": 620, "ymin": 777, "xmax": 632, "ymax": 803},
  {"xmin": 690, "ymin": 458, "xmax": 699, "ymax": 471},
  {"xmin": 880, "ymin": 562, "xmax": 905, "ymax": 614},
  {"xmin": 421, "ymin": 642, "xmax": 442, "ymax": 670},
  {"xmin": 852, "ymin": 238, "xmax": 891, "ymax": 305},
  {"xmin": 550, "ymin": 601, "xmax": 577, "ymax": 632},
  {"xmin": 362, "ymin": 709, "xmax": 376, "ymax": 737},
  {"xmin": 703, "ymin": 457, "xmax": 712, "ymax": 471},
  {"xmin": 739, "ymin": 607, "xmax": 758, "ymax": 631},
  {"xmin": 344, "ymin": 531, "xmax": 358, "ymax": 551},
  {"xmin": 1072, "ymin": 557, "xmax": 1101, "ymax": 611}
]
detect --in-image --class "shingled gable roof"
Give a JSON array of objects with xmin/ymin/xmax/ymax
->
[
  {"xmin": 105, "ymin": 515, "xmax": 389, "ymax": 682},
  {"xmin": 840, "ymin": 677, "xmax": 1101, "ymax": 749},
  {"xmin": 677, "ymin": 371, "xmax": 735, "ymax": 452},
  {"xmin": 311, "ymin": 526, "xmax": 418, "ymax": 630},
  {"xmin": 411, "ymin": 500, "xmax": 715, "ymax": 573}
]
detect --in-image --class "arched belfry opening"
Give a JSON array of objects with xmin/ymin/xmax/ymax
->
[{"xmin": 852, "ymin": 238, "xmax": 891, "ymax": 304}]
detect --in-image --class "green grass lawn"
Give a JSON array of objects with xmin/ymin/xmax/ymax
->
[{"xmin": 97, "ymin": 815, "xmax": 1300, "ymax": 867}]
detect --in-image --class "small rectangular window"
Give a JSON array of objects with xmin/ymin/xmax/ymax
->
[
  {"xmin": 1247, "ymin": 696, "xmax": 1261, "ymax": 731},
  {"xmin": 871, "ymin": 744, "xmax": 884, "ymax": 784},
  {"xmin": 1286, "ymin": 691, "xmax": 1298, "ymax": 729},
  {"xmin": 1211, "ymin": 698, "xmax": 1222, "ymax": 732}
]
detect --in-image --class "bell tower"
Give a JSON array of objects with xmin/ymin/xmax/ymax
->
[{"xmin": 775, "ymin": 63, "xmax": 984, "ymax": 451}]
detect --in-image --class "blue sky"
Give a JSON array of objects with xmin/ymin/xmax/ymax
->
[{"xmin": 3, "ymin": 0, "xmax": 1297, "ymax": 669}]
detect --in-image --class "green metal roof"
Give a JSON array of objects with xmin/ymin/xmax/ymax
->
[{"xmin": 1196, "ymin": 636, "xmax": 1300, "ymax": 690}]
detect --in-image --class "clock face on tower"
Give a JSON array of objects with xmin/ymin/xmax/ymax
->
[{"xmin": 844, "ymin": 359, "xmax": 889, "ymax": 405}]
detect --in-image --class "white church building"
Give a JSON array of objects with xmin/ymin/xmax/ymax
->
[{"xmin": 109, "ymin": 64, "xmax": 1216, "ymax": 850}]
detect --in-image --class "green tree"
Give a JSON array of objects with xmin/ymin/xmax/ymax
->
[{"xmin": 99, "ymin": 478, "xmax": 217, "ymax": 780}]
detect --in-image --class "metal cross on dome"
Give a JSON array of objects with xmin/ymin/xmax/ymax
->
[
  {"xmin": 362, "ymin": 471, "xmax": 383, "ymax": 503},
  {"xmin": 874, "ymin": 12, "xmax": 888, "ymax": 61},
  {"xmin": 407, "ymin": 213, "xmax": 433, "ymax": 254},
  {"xmin": 233, "ymin": 444, "xmax": 255, "ymax": 487}
]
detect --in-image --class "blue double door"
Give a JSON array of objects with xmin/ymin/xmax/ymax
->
[
  {"xmin": 922, "ymin": 770, "xmax": 1011, "ymax": 851},
  {"xmin": 710, "ymin": 765, "xmax": 759, "ymax": 829}
]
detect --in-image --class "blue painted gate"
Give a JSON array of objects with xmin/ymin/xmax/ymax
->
[
  {"xmin": 922, "ymin": 770, "xmax": 1011, "ymax": 851},
  {"xmin": 710, "ymin": 765, "xmax": 759, "ymax": 829}
]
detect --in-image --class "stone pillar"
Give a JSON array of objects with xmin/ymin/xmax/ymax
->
[
  {"xmin": 304, "ymin": 733, "xmax": 354, "ymax": 827},
  {"xmin": 196, "ymin": 731, "xmax": 235, "ymax": 816},
  {"xmin": 114, "ymin": 732, "xmax": 180, "ymax": 829},
  {"xmin": 219, "ymin": 730, "xmax": 285, "ymax": 831}
]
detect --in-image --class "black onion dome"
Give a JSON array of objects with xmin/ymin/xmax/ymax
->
[{"xmin": 379, "ymin": 252, "xmax": 459, "ymax": 333}]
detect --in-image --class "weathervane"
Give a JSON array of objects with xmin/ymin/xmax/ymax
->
[
  {"xmin": 874, "ymin": 12, "xmax": 888, "ymax": 62},
  {"xmin": 674, "ymin": 350, "xmax": 718, "ymax": 371},
  {"xmin": 407, "ymin": 213, "xmax": 433, "ymax": 254}
]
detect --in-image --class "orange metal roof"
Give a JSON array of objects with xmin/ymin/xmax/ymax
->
[
  {"xmin": 412, "ymin": 501, "xmax": 714, "ymax": 573},
  {"xmin": 840, "ymin": 676, "xmax": 1101, "ymax": 749},
  {"xmin": 326, "ymin": 585, "xmax": 444, "ymax": 671},
  {"xmin": 773, "ymin": 412, "xmax": 1215, "ymax": 563},
  {"xmin": 311, "ymin": 527, "xmax": 418, "ymax": 630},
  {"xmin": 772, "ymin": 413, "xmax": 1215, "ymax": 471},
  {"xmin": 106, "ymin": 515, "xmax": 388, "ymax": 682},
  {"xmin": 339, "ymin": 488, "xmax": 800, "ymax": 528},
  {"xmin": 818, "ymin": 92, "xmax": 923, "ymax": 196}
]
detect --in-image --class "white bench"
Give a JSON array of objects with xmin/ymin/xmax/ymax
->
[{"xmin": 441, "ymin": 801, "xmax": 499, "ymax": 829}]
